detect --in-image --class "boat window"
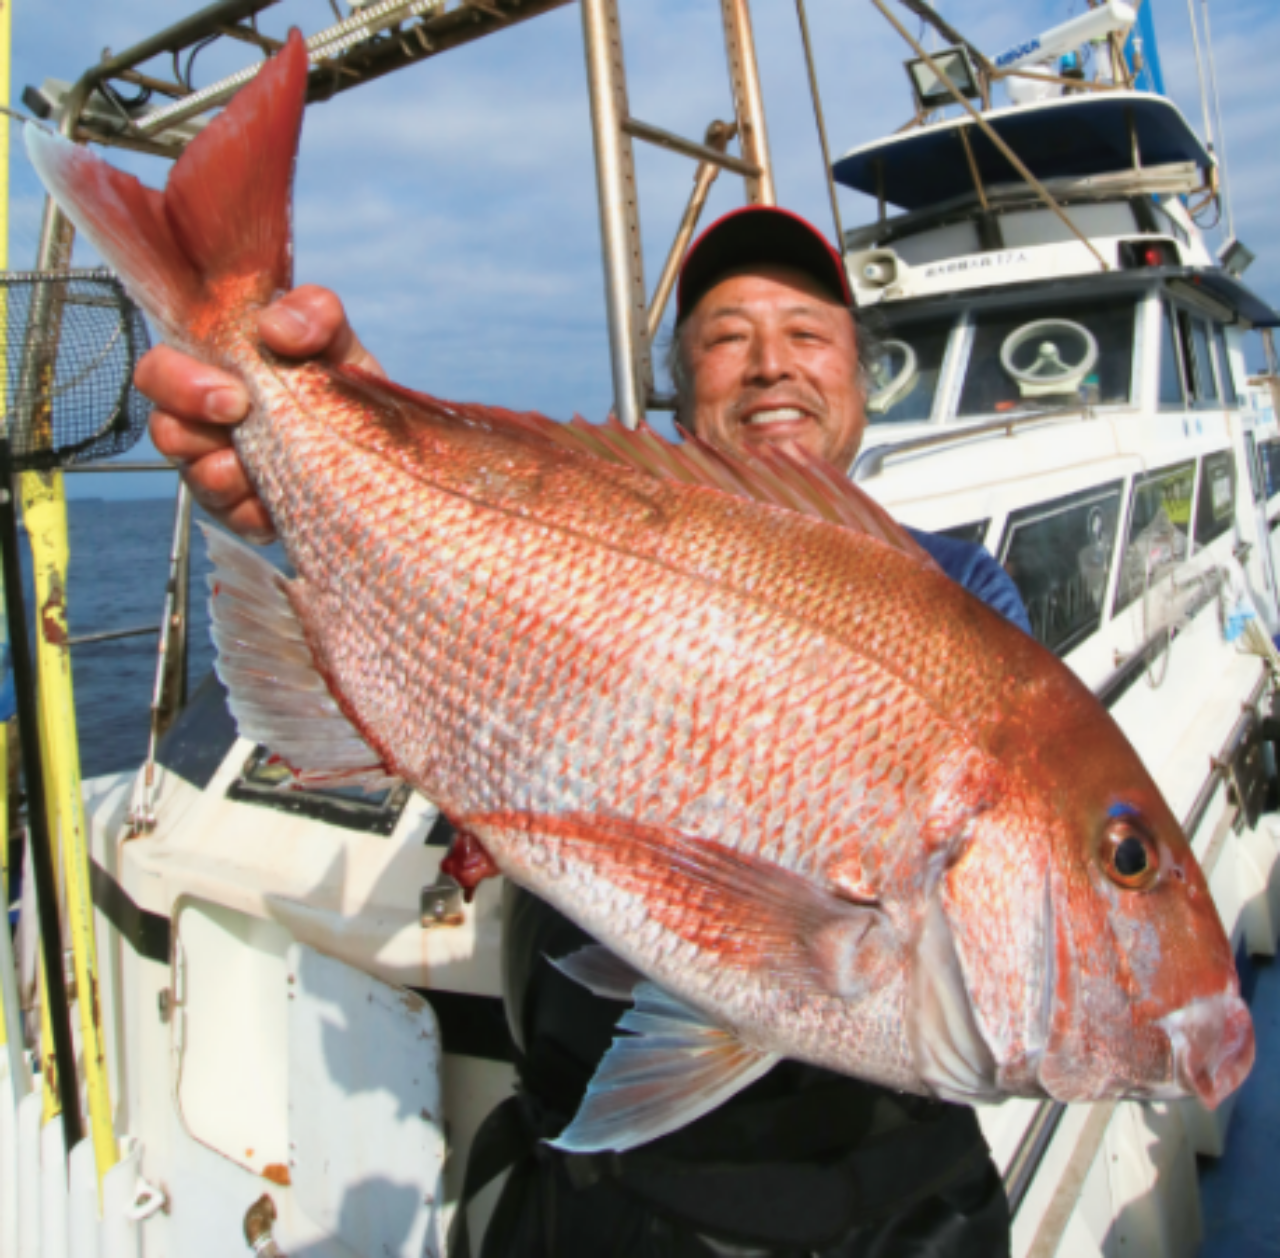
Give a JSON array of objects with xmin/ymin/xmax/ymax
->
[
  {"xmin": 1113, "ymin": 462, "xmax": 1196, "ymax": 616},
  {"xmin": 1214, "ymin": 325, "xmax": 1239, "ymax": 407},
  {"xmin": 957, "ymin": 299, "xmax": 1133, "ymax": 418},
  {"xmin": 1187, "ymin": 316, "xmax": 1219, "ymax": 404},
  {"xmin": 1194, "ymin": 450, "xmax": 1237, "ymax": 547},
  {"xmin": 1258, "ymin": 439, "xmax": 1280, "ymax": 500},
  {"xmin": 1000, "ymin": 203, "xmax": 1137, "ymax": 249},
  {"xmin": 1158, "ymin": 303, "xmax": 1186, "ymax": 407},
  {"xmin": 935, "ymin": 519, "xmax": 989, "ymax": 547},
  {"xmin": 1245, "ymin": 434, "xmax": 1266, "ymax": 506},
  {"xmin": 865, "ymin": 319, "xmax": 952, "ymax": 424},
  {"xmin": 998, "ymin": 482, "xmax": 1124, "ymax": 657},
  {"xmin": 892, "ymin": 221, "xmax": 982, "ymax": 267}
]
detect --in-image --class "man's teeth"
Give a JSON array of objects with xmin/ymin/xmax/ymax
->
[{"xmin": 746, "ymin": 408, "xmax": 806, "ymax": 426}]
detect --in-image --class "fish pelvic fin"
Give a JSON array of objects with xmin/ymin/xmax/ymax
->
[
  {"xmin": 327, "ymin": 365, "xmax": 934, "ymax": 566},
  {"xmin": 549, "ymin": 980, "xmax": 780, "ymax": 1153},
  {"xmin": 203, "ymin": 524, "xmax": 396, "ymax": 791},
  {"xmin": 24, "ymin": 30, "xmax": 307, "ymax": 348},
  {"xmin": 552, "ymin": 944, "xmax": 646, "ymax": 1002}
]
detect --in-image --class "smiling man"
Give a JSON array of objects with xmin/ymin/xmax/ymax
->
[{"xmin": 140, "ymin": 207, "xmax": 1025, "ymax": 1257}]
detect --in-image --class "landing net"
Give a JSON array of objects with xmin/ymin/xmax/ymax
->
[{"xmin": 0, "ymin": 268, "xmax": 151, "ymax": 472}]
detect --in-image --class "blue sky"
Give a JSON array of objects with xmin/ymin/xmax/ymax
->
[{"xmin": 9, "ymin": 0, "xmax": 1279, "ymax": 499}]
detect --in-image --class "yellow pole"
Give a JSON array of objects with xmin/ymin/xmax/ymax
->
[
  {"xmin": 21, "ymin": 469, "xmax": 118, "ymax": 1190},
  {"xmin": 0, "ymin": 0, "xmax": 29, "ymax": 1108}
]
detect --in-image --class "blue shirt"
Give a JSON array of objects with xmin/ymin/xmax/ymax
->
[{"xmin": 908, "ymin": 527, "xmax": 1033, "ymax": 636}]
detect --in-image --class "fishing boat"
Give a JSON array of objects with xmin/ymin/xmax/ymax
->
[{"xmin": 1, "ymin": 1, "xmax": 1277, "ymax": 1255}]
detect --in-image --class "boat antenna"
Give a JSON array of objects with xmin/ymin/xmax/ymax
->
[
  {"xmin": 1198, "ymin": 0, "xmax": 1234, "ymax": 241},
  {"xmin": 792, "ymin": 0, "xmax": 845, "ymax": 249}
]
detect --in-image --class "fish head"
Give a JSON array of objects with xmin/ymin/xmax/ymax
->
[{"xmin": 930, "ymin": 677, "xmax": 1253, "ymax": 1113}]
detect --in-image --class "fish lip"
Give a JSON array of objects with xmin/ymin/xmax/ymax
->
[{"xmin": 1158, "ymin": 990, "xmax": 1255, "ymax": 1110}]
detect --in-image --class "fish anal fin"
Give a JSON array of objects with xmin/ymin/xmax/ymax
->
[
  {"xmin": 203, "ymin": 524, "xmax": 395, "ymax": 793},
  {"xmin": 550, "ymin": 982, "xmax": 780, "ymax": 1153}
]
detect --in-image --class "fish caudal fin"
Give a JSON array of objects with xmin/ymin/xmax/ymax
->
[
  {"xmin": 549, "ymin": 979, "xmax": 780, "ymax": 1154},
  {"xmin": 203, "ymin": 524, "xmax": 397, "ymax": 792},
  {"xmin": 24, "ymin": 30, "xmax": 307, "ymax": 348}
]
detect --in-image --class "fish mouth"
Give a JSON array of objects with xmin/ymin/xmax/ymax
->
[{"xmin": 1159, "ymin": 990, "xmax": 1255, "ymax": 1110}]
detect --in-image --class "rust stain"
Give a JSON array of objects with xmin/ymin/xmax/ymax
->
[
  {"xmin": 41, "ymin": 575, "xmax": 68, "ymax": 647},
  {"xmin": 262, "ymin": 1163, "xmax": 292, "ymax": 1186},
  {"xmin": 245, "ymin": 1147, "xmax": 255, "ymax": 1158}
]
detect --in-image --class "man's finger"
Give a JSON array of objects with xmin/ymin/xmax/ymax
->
[
  {"xmin": 221, "ymin": 496, "xmax": 277, "ymax": 545},
  {"xmin": 149, "ymin": 410, "xmax": 236, "ymax": 463},
  {"xmin": 179, "ymin": 446, "xmax": 256, "ymax": 513},
  {"xmin": 259, "ymin": 285, "xmax": 385, "ymax": 376},
  {"xmin": 135, "ymin": 345, "xmax": 249, "ymax": 426}
]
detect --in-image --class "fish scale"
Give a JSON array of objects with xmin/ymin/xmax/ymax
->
[{"xmin": 26, "ymin": 28, "xmax": 1254, "ymax": 1152}]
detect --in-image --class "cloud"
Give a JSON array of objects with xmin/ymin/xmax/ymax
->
[{"xmin": 11, "ymin": 0, "xmax": 1280, "ymax": 482}]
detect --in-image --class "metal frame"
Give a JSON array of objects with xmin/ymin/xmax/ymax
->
[{"xmin": 581, "ymin": 0, "xmax": 774, "ymax": 424}]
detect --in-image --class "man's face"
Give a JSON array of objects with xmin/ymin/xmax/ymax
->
[{"xmin": 677, "ymin": 264, "xmax": 866, "ymax": 470}]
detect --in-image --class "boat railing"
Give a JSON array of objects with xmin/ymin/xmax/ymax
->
[{"xmin": 854, "ymin": 403, "xmax": 1095, "ymax": 481}]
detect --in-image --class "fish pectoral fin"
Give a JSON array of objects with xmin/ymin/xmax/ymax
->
[
  {"xmin": 203, "ymin": 525, "xmax": 397, "ymax": 792},
  {"xmin": 549, "ymin": 982, "xmax": 780, "ymax": 1153},
  {"xmin": 465, "ymin": 810, "xmax": 905, "ymax": 999},
  {"xmin": 552, "ymin": 944, "xmax": 646, "ymax": 1002}
]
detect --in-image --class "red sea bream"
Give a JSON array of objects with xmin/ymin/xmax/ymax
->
[{"xmin": 28, "ymin": 30, "xmax": 1253, "ymax": 1152}]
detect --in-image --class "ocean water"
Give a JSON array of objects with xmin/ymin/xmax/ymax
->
[{"xmin": 50, "ymin": 495, "xmax": 281, "ymax": 780}]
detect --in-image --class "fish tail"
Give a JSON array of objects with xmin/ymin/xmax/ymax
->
[{"xmin": 24, "ymin": 29, "xmax": 308, "ymax": 348}]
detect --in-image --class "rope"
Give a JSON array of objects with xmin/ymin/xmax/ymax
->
[
  {"xmin": 793, "ymin": 0, "xmax": 845, "ymax": 250},
  {"xmin": 1199, "ymin": 0, "xmax": 1235, "ymax": 241},
  {"xmin": 1185, "ymin": 0, "xmax": 1217, "ymax": 169}
]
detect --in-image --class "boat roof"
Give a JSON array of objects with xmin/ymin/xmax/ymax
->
[{"xmin": 833, "ymin": 91, "xmax": 1213, "ymax": 212}]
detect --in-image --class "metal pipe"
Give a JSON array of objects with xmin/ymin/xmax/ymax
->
[
  {"xmin": 793, "ymin": 0, "xmax": 844, "ymax": 248},
  {"xmin": 63, "ymin": 461, "xmax": 176, "ymax": 473},
  {"xmin": 719, "ymin": 0, "xmax": 774, "ymax": 206},
  {"xmin": 58, "ymin": 0, "xmax": 279, "ymax": 139},
  {"xmin": 580, "ymin": 0, "xmax": 649, "ymax": 428},
  {"xmin": 853, "ymin": 405, "xmax": 1092, "ymax": 481},
  {"xmin": 646, "ymin": 122, "xmax": 734, "ymax": 343},
  {"xmin": 621, "ymin": 116, "xmax": 759, "ymax": 178},
  {"xmin": 869, "ymin": 0, "xmax": 1110, "ymax": 272},
  {"xmin": 65, "ymin": 624, "xmax": 159, "ymax": 648},
  {"xmin": 136, "ymin": 0, "xmax": 441, "ymax": 137},
  {"xmin": 959, "ymin": 127, "xmax": 989, "ymax": 212}
]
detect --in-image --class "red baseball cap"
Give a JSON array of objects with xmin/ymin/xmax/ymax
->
[{"xmin": 675, "ymin": 206, "xmax": 853, "ymax": 324}]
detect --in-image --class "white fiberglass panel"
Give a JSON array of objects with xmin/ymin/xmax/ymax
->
[
  {"xmin": 173, "ymin": 901, "xmax": 291, "ymax": 1176},
  {"xmin": 288, "ymin": 943, "xmax": 446, "ymax": 1258}
]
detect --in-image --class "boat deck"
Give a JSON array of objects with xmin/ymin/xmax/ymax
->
[{"xmin": 1200, "ymin": 952, "xmax": 1280, "ymax": 1256}]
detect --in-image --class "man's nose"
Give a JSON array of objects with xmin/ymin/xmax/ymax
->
[{"xmin": 746, "ymin": 328, "xmax": 793, "ymax": 383}]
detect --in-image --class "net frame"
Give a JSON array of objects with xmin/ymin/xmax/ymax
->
[{"xmin": 1, "ymin": 267, "xmax": 151, "ymax": 473}]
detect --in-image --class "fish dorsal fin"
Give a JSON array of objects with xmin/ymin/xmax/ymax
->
[
  {"xmin": 549, "ymin": 981, "xmax": 780, "ymax": 1153},
  {"xmin": 329, "ymin": 365, "xmax": 933, "ymax": 565},
  {"xmin": 202, "ymin": 524, "xmax": 396, "ymax": 791}
]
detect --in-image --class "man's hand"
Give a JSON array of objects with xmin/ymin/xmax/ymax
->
[{"xmin": 137, "ymin": 285, "xmax": 383, "ymax": 542}]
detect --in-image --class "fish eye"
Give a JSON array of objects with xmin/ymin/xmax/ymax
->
[{"xmin": 1099, "ymin": 820, "xmax": 1160, "ymax": 891}]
